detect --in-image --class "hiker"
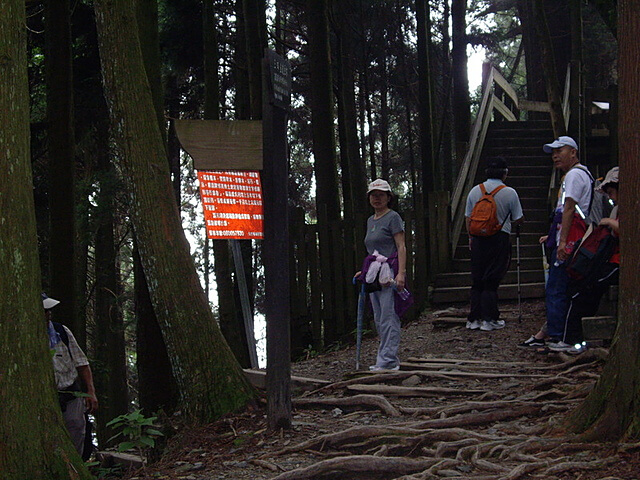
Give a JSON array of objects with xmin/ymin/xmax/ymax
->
[
  {"xmin": 355, "ymin": 179, "xmax": 411, "ymax": 371},
  {"xmin": 541, "ymin": 136, "xmax": 593, "ymax": 349},
  {"xmin": 464, "ymin": 157, "xmax": 524, "ymax": 331},
  {"xmin": 44, "ymin": 293, "xmax": 98, "ymax": 458},
  {"xmin": 552, "ymin": 166, "xmax": 620, "ymax": 353}
]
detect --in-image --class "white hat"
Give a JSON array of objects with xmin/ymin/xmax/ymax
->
[
  {"xmin": 42, "ymin": 293, "xmax": 60, "ymax": 310},
  {"xmin": 543, "ymin": 136, "xmax": 578, "ymax": 154},
  {"xmin": 367, "ymin": 179, "xmax": 393, "ymax": 195},
  {"xmin": 596, "ymin": 166, "xmax": 619, "ymax": 193}
]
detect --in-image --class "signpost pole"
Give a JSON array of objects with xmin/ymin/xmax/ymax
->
[
  {"xmin": 263, "ymin": 49, "xmax": 292, "ymax": 430},
  {"xmin": 230, "ymin": 239, "xmax": 259, "ymax": 368}
]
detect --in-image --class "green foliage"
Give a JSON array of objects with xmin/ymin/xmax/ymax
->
[
  {"xmin": 106, "ymin": 410, "xmax": 164, "ymax": 454},
  {"xmin": 86, "ymin": 461, "xmax": 123, "ymax": 480}
]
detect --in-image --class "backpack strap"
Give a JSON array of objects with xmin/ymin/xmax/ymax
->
[
  {"xmin": 479, "ymin": 183, "xmax": 507, "ymax": 196},
  {"xmin": 569, "ymin": 164, "xmax": 595, "ymax": 219},
  {"xmin": 52, "ymin": 322, "xmax": 73, "ymax": 360}
]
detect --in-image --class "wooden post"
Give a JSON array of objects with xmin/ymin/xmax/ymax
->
[{"xmin": 263, "ymin": 50, "xmax": 292, "ymax": 430}]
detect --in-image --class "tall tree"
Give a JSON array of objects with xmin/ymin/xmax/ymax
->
[
  {"xmin": 0, "ymin": 0, "xmax": 92, "ymax": 476},
  {"xmin": 529, "ymin": 0, "xmax": 566, "ymax": 135},
  {"xmin": 205, "ymin": 0, "xmax": 251, "ymax": 367},
  {"xmin": 307, "ymin": 0, "xmax": 342, "ymax": 341},
  {"xmin": 46, "ymin": 0, "xmax": 80, "ymax": 339},
  {"xmin": 93, "ymin": 0, "xmax": 255, "ymax": 421},
  {"xmin": 135, "ymin": 0, "xmax": 179, "ymax": 416},
  {"xmin": 451, "ymin": 0, "xmax": 470, "ymax": 163},
  {"xmin": 568, "ymin": 0, "xmax": 640, "ymax": 441},
  {"xmin": 415, "ymin": 0, "xmax": 434, "ymax": 291}
]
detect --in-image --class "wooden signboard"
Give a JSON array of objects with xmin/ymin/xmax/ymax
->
[{"xmin": 175, "ymin": 120, "xmax": 262, "ymax": 171}]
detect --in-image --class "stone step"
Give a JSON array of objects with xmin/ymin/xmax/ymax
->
[
  {"xmin": 435, "ymin": 269, "xmax": 544, "ymax": 288},
  {"xmin": 582, "ymin": 316, "xmax": 617, "ymax": 341},
  {"xmin": 506, "ymin": 176, "xmax": 549, "ymax": 188},
  {"xmin": 454, "ymin": 242, "xmax": 545, "ymax": 259},
  {"xmin": 485, "ymin": 137, "xmax": 551, "ymax": 148},
  {"xmin": 456, "ymin": 232, "xmax": 546, "ymax": 250},
  {"xmin": 452, "ymin": 256, "xmax": 544, "ymax": 272},
  {"xmin": 432, "ymin": 282, "xmax": 546, "ymax": 304}
]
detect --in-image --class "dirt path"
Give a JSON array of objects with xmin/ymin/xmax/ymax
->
[{"xmin": 120, "ymin": 300, "xmax": 640, "ymax": 480}]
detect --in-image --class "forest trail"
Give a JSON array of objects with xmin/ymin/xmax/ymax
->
[{"xmin": 120, "ymin": 300, "xmax": 640, "ymax": 480}]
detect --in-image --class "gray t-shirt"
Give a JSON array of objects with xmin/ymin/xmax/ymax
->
[
  {"xmin": 465, "ymin": 179, "xmax": 523, "ymax": 234},
  {"xmin": 365, "ymin": 210, "xmax": 404, "ymax": 257}
]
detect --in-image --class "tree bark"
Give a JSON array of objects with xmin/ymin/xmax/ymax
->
[
  {"xmin": 93, "ymin": 135, "xmax": 129, "ymax": 446},
  {"xmin": 93, "ymin": 0, "xmax": 255, "ymax": 421},
  {"xmin": 307, "ymin": 0, "xmax": 341, "ymax": 221},
  {"xmin": 0, "ymin": 1, "xmax": 92, "ymax": 476},
  {"xmin": 46, "ymin": 0, "xmax": 80, "ymax": 340},
  {"xmin": 568, "ymin": 0, "xmax": 640, "ymax": 441},
  {"xmin": 452, "ymin": 0, "xmax": 471, "ymax": 162},
  {"xmin": 135, "ymin": 0, "xmax": 179, "ymax": 416},
  {"xmin": 530, "ymin": 0, "xmax": 567, "ymax": 136},
  {"xmin": 415, "ymin": 0, "xmax": 434, "ymax": 288},
  {"xmin": 205, "ymin": 0, "xmax": 251, "ymax": 367}
]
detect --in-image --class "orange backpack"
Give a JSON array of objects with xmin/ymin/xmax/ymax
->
[{"xmin": 468, "ymin": 184, "xmax": 507, "ymax": 236}]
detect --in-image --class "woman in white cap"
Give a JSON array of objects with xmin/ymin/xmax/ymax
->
[{"xmin": 356, "ymin": 179, "xmax": 410, "ymax": 371}]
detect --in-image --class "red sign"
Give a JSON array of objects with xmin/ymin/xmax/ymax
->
[{"xmin": 197, "ymin": 170, "xmax": 264, "ymax": 239}]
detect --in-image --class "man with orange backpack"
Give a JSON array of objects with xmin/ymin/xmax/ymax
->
[{"xmin": 465, "ymin": 157, "xmax": 524, "ymax": 331}]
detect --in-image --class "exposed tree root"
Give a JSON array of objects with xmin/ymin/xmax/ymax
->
[
  {"xmin": 293, "ymin": 394, "xmax": 401, "ymax": 417},
  {"xmin": 265, "ymin": 353, "xmax": 624, "ymax": 480},
  {"xmin": 346, "ymin": 384, "xmax": 487, "ymax": 397},
  {"xmin": 269, "ymin": 455, "xmax": 438, "ymax": 480}
]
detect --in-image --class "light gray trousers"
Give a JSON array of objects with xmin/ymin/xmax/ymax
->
[
  {"xmin": 370, "ymin": 286, "xmax": 400, "ymax": 368},
  {"xmin": 63, "ymin": 396, "xmax": 86, "ymax": 457}
]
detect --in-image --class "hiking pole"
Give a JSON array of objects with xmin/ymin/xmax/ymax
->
[
  {"xmin": 516, "ymin": 224, "xmax": 522, "ymax": 323},
  {"xmin": 353, "ymin": 277, "xmax": 366, "ymax": 370}
]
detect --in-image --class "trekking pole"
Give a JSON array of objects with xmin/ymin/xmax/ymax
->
[
  {"xmin": 353, "ymin": 277, "xmax": 366, "ymax": 370},
  {"xmin": 516, "ymin": 224, "xmax": 522, "ymax": 323}
]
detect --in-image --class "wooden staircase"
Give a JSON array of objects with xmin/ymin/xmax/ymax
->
[{"xmin": 432, "ymin": 120, "xmax": 552, "ymax": 304}]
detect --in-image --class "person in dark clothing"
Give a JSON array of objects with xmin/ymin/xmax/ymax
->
[
  {"xmin": 553, "ymin": 167, "xmax": 619, "ymax": 354},
  {"xmin": 465, "ymin": 157, "xmax": 524, "ymax": 331}
]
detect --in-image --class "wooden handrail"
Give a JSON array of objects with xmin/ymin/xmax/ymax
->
[{"xmin": 450, "ymin": 63, "xmax": 556, "ymax": 256}]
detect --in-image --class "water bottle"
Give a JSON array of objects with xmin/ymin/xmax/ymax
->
[{"xmin": 390, "ymin": 280, "xmax": 410, "ymax": 300}]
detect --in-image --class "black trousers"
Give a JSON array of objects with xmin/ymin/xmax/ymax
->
[
  {"xmin": 468, "ymin": 232, "xmax": 511, "ymax": 322},
  {"xmin": 563, "ymin": 262, "xmax": 619, "ymax": 344}
]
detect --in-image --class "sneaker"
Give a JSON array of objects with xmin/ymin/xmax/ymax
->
[
  {"xmin": 548, "ymin": 341, "xmax": 573, "ymax": 352},
  {"xmin": 466, "ymin": 320, "xmax": 481, "ymax": 330},
  {"xmin": 567, "ymin": 344, "xmax": 587, "ymax": 355},
  {"xmin": 518, "ymin": 335, "xmax": 545, "ymax": 347},
  {"xmin": 369, "ymin": 365, "xmax": 400, "ymax": 371},
  {"xmin": 480, "ymin": 320, "xmax": 505, "ymax": 331}
]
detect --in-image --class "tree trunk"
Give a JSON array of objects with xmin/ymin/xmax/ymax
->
[
  {"xmin": 451, "ymin": 0, "xmax": 470, "ymax": 163},
  {"xmin": 568, "ymin": 0, "xmax": 640, "ymax": 441},
  {"xmin": 530, "ymin": 0, "xmax": 566, "ymax": 136},
  {"xmin": 415, "ymin": 0, "xmax": 434, "ymax": 288},
  {"xmin": 135, "ymin": 0, "xmax": 179, "ymax": 416},
  {"xmin": 46, "ymin": 0, "xmax": 80, "ymax": 340},
  {"xmin": 307, "ymin": 0, "xmax": 341, "ymax": 344},
  {"xmin": 93, "ymin": 152, "xmax": 129, "ymax": 446},
  {"xmin": 93, "ymin": 0, "xmax": 255, "ymax": 421},
  {"xmin": 0, "ymin": 2, "xmax": 92, "ymax": 476},
  {"xmin": 307, "ymin": 0, "xmax": 341, "ymax": 221},
  {"xmin": 205, "ymin": 0, "xmax": 250, "ymax": 367},
  {"xmin": 517, "ymin": 0, "xmax": 547, "ymax": 105}
]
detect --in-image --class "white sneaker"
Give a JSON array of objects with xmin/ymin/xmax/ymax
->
[
  {"xmin": 548, "ymin": 341, "xmax": 572, "ymax": 352},
  {"xmin": 480, "ymin": 320, "xmax": 505, "ymax": 331},
  {"xmin": 466, "ymin": 320, "xmax": 481, "ymax": 330},
  {"xmin": 369, "ymin": 365, "xmax": 400, "ymax": 371}
]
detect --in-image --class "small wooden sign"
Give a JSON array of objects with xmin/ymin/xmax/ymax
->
[
  {"xmin": 175, "ymin": 120, "xmax": 262, "ymax": 171},
  {"xmin": 197, "ymin": 170, "xmax": 264, "ymax": 239},
  {"xmin": 266, "ymin": 50, "xmax": 291, "ymax": 110}
]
